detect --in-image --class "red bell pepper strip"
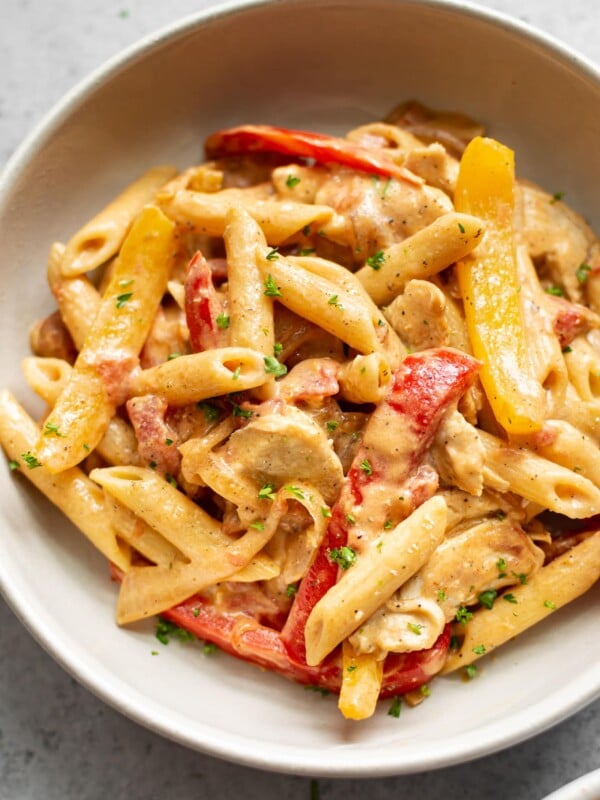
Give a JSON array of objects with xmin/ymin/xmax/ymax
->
[
  {"xmin": 184, "ymin": 251, "xmax": 227, "ymax": 352},
  {"xmin": 204, "ymin": 124, "xmax": 422, "ymax": 185},
  {"xmin": 162, "ymin": 595, "xmax": 451, "ymax": 696},
  {"xmin": 281, "ymin": 347, "xmax": 480, "ymax": 664}
]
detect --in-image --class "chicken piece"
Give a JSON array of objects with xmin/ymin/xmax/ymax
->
[
  {"xmin": 403, "ymin": 143, "xmax": 459, "ymax": 196},
  {"xmin": 140, "ymin": 303, "xmax": 189, "ymax": 368},
  {"xmin": 214, "ymin": 404, "xmax": 344, "ymax": 505},
  {"xmin": 515, "ymin": 180, "xmax": 600, "ymax": 303},
  {"xmin": 432, "ymin": 408, "xmax": 484, "ymax": 496},
  {"xmin": 384, "ymin": 280, "xmax": 449, "ymax": 351},
  {"xmin": 315, "ymin": 167, "xmax": 452, "ymax": 262},
  {"xmin": 385, "ymin": 100, "xmax": 485, "ymax": 158}
]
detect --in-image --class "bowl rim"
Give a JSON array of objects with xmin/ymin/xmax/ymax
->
[{"xmin": 1, "ymin": 0, "xmax": 600, "ymax": 778}]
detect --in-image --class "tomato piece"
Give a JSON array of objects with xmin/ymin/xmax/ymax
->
[
  {"xmin": 204, "ymin": 124, "xmax": 421, "ymax": 185},
  {"xmin": 184, "ymin": 251, "xmax": 226, "ymax": 352}
]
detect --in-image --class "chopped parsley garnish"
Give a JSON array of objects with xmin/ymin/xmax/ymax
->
[
  {"xmin": 465, "ymin": 664, "xmax": 478, "ymax": 680},
  {"xmin": 298, "ymin": 248, "xmax": 315, "ymax": 256},
  {"xmin": 359, "ymin": 459, "xmax": 373, "ymax": 476},
  {"xmin": 388, "ymin": 697, "xmax": 402, "ymax": 718},
  {"xmin": 286, "ymin": 174, "xmax": 301, "ymax": 188},
  {"xmin": 21, "ymin": 451, "xmax": 42, "ymax": 469},
  {"xmin": 325, "ymin": 420, "xmax": 339, "ymax": 432},
  {"xmin": 304, "ymin": 685, "xmax": 330, "ymax": 696},
  {"xmin": 455, "ymin": 605, "xmax": 473, "ymax": 624},
  {"xmin": 366, "ymin": 250, "xmax": 386, "ymax": 271},
  {"xmin": 329, "ymin": 545, "xmax": 357, "ymax": 570},
  {"xmin": 472, "ymin": 644, "xmax": 486, "ymax": 655},
  {"xmin": 346, "ymin": 664, "xmax": 357, "ymax": 673},
  {"xmin": 437, "ymin": 589, "xmax": 447, "ymax": 601},
  {"xmin": 165, "ymin": 473, "xmax": 178, "ymax": 488},
  {"xmin": 321, "ymin": 506, "xmax": 331, "ymax": 518},
  {"xmin": 115, "ymin": 292, "xmax": 133, "ymax": 308},
  {"xmin": 258, "ymin": 483, "xmax": 277, "ymax": 501},
  {"xmin": 231, "ymin": 366, "xmax": 241, "ymax": 381},
  {"xmin": 495, "ymin": 510, "xmax": 506, "ymax": 520},
  {"xmin": 263, "ymin": 273, "xmax": 282, "ymax": 297},
  {"xmin": 266, "ymin": 247, "xmax": 279, "ymax": 261},
  {"xmin": 198, "ymin": 402, "xmax": 220, "ymax": 422},
  {"xmin": 216, "ymin": 312, "xmax": 230, "ymax": 329},
  {"xmin": 503, "ymin": 593, "xmax": 518, "ymax": 604},
  {"xmin": 420, "ymin": 684, "xmax": 431, "ymax": 697},
  {"xmin": 43, "ymin": 422, "xmax": 64, "ymax": 437},
  {"xmin": 149, "ymin": 460, "xmax": 157, "ymax": 470},
  {"xmin": 513, "ymin": 571, "xmax": 528, "ymax": 585},
  {"xmin": 562, "ymin": 345, "xmax": 573, "ymax": 354},
  {"xmin": 576, "ymin": 263, "xmax": 592, "ymax": 284},
  {"xmin": 82, "ymin": 443, "xmax": 90, "ymax": 452},
  {"xmin": 346, "ymin": 513, "xmax": 356, "ymax": 524},
  {"xmin": 192, "ymin": 607, "xmax": 201, "ymax": 617},
  {"xmin": 165, "ymin": 438, "xmax": 173, "ymax": 446},
  {"xmin": 384, "ymin": 520, "xmax": 394, "ymax": 530},
  {"xmin": 450, "ymin": 635, "xmax": 461, "ymax": 650},
  {"xmin": 231, "ymin": 402, "xmax": 252, "ymax": 419},
  {"xmin": 249, "ymin": 520, "xmax": 265, "ymax": 530},
  {"xmin": 458, "ymin": 222, "xmax": 466, "ymax": 233},
  {"xmin": 550, "ymin": 191, "xmax": 565, "ymax": 203},
  {"xmin": 544, "ymin": 599, "xmax": 557, "ymax": 610},
  {"xmin": 155, "ymin": 617, "xmax": 194, "ymax": 645},
  {"xmin": 545, "ymin": 285, "xmax": 564, "ymax": 297},
  {"xmin": 167, "ymin": 352, "xmax": 181, "ymax": 360},
  {"xmin": 203, "ymin": 642, "xmax": 218, "ymax": 655},
  {"xmin": 327, "ymin": 294, "xmax": 344, "ymax": 309},
  {"xmin": 496, "ymin": 557, "xmax": 508, "ymax": 578},
  {"xmin": 273, "ymin": 342, "xmax": 283, "ymax": 357},
  {"xmin": 408, "ymin": 622, "xmax": 424, "ymax": 635},
  {"xmin": 263, "ymin": 355, "xmax": 287, "ymax": 378},
  {"xmin": 285, "ymin": 485, "xmax": 305, "ymax": 500},
  {"xmin": 478, "ymin": 589, "xmax": 497, "ymax": 610},
  {"xmin": 286, "ymin": 584, "xmax": 298, "ymax": 598},
  {"xmin": 8, "ymin": 459, "xmax": 19, "ymax": 471}
]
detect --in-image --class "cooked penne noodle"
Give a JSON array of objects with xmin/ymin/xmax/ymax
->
[
  {"xmin": 337, "ymin": 353, "xmax": 392, "ymax": 404},
  {"xmin": 130, "ymin": 347, "xmax": 267, "ymax": 405},
  {"xmin": 62, "ymin": 166, "xmax": 177, "ymax": 277},
  {"xmin": 355, "ymin": 212, "xmax": 485, "ymax": 306},
  {"xmin": 47, "ymin": 242, "xmax": 101, "ymax": 349}
]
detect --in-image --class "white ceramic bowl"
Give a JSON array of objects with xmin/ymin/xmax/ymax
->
[{"xmin": 1, "ymin": 0, "xmax": 599, "ymax": 778}]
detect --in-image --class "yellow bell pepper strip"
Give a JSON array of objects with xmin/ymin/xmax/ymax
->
[
  {"xmin": 338, "ymin": 640, "xmax": 383, "ymax": 721},
  {"xmin": 455, "ymin": 136, "xmax": 544, "ymax": 434}
]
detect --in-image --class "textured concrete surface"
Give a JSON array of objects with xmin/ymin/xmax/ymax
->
[{"xmin": 1, "ymin": 1, "xmax": 599, "ymax": 798}]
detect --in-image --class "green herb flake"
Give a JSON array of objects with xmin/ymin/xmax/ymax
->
[
  {"xmin": 249, "ymin": 520, "xmax": 265, "ymax": 530},
  {"xmin": 266, "ymin": 247, "xmax": 280, "ymax": 262},
  {"xmin": 465, "ymin": 664, "xmax": 478, "ymax": 680},
  {"xmin": 302, "ymin": 224, "xmax": 311, "ymax": 237},
  {"xmin": 115, "ymin": 292, "xmax": 133, "ymax": 308},
  {"xmin": 562, "ymin": 345, "xmax": 573, "ymax": 354},
  {"xmin": 304, "ymin": 685, "xmax": 330, "ymax": 696},
  {"xmin": 263, "ymin": 355, "xmax": 287, "ymax": 378},
  {"xmin": 258, "ymin": 483, "xmax": 277, "ymax": 501},
  {"xmin": 346, "ymin": 513, "xmax": 356, "ymax": 525},
  {"xmin": 550, "ymin": 191, "xmax": 565, "ymax": 203},
  {"xmin": 231, "ymin": 402, "xmax": 252, "ymax": 419},
  {"xmin": 437, "ymin": 589, "xmax": 447, "ymax": 601},
  {"xmin": 388, "ymin": 696, "xmax": 402, "ymax": 718},
  {"xmin": 203, "ymin": 642, "xmax": 218, "ymax": 655},
  {"xmin": 8, "ymin": 459, "xmax": 19, "ymax": 471},
  {"xmin": 167, "ymin": 352, "xmax": 181, "ymax": 360},
  {"xmin": 82, "ymin": 443, "xmax": 90, "ymax": 452},
  {"xmin": 165, "ymin": 438, "xmax": 173, "ymax": 446},
  {"xmin": 149, "ymin": 460, "xmax": 157, "ymax": 470},
  {"xmin": 478, "ymin": 589, "xmax": 497, "ymax": 610},
  {"xmin": 325, "ymin": 420, "xmax": 339, "ymax": 432},
  {"xmin": 298, "ymin": 248, "xmax": 316, "ymax": 256},
  {"xmin": 384, "ymin": 520, "xmax": 394, "ymax": 530},
  {"xmin": 231, "ymin": 366, "xmax": 241, "ymax": 381},
  {"xmin": 198, "ymin": 402, "xmax": 220, "ymax": 422},
  {"xmin": 544, "ymin": 599, "xmax": 557, "ymax": 610},
  {"xmin": 165, "ymin": 473, "xmax": 178, "ymax": 488},
  {"xmin": 263, "ymin": 273, "xmax": 282, "ymax": 297},
  {"xmin": 420, "ymin": 684, "xmax": 431, "ymax": 697},
  {"xmin": 273, "ymin": 342, "xmax": 283, "ymax": 357},
  {"xmin": 327, "ymin": 294, "xmax": 344, "ymax": 310},
  {"xmin": 455, "ymin": 605, "xmax": 473, "ymax": 624},
  {"xmin": 286, "ymin": 174, "xmax": 301, "ymax": 188},
  {"xmin": 285, "ymin": 485, "xmax": 305, "ymax": 500},
  {"xmin": 360, "ymin": 459, "xmax": 373, "ymax": 476},
  {"xmin": 320, "ymin": 506, "xmax": 331, "ymax": 518},
  {"xmin": 503, "ymin": 593, "xmax": 518, "ymax": 604},
  {"xmin": 286, "ymin": 584, "xmax": 298, "ymax": 598},
  {"xmin": 43, "ymin": 421, "xmax": 64, "ymax": 437},
  {"xmin": 495, "ymin": 510, "xmax": 506, "ymax": 520},
  {"xmin": 472, "ymin": 644, "xmax": 486, "ymax": 655},
  {"xmin": 21, "ymin": 451, "xmax": 42, "ymax": 470},
  {"xmin": 496, "ymin": 557, "xmax": 508, "ymax": 578},
  {"xmin": 192, "ymin": 607, "xmax": 201, "ymax": 617},
  {"xmin": 513, "ymin": 571, "xmax": 528, "ymax": 585},
  {"xmin": 408, "ymin": 622, "xmax": 424, "ymax": 635},
  {"xmin": 450, "ymin": 635, "xmax": 461, "ymax": 650},
  {"xmin": 347, "ymin": 664, "xmax": 357, "ymax": 673},
  {"xmin": 458, "ymin": 222, "xmax": 466, "ymax": 233},
  {"xmin": 545, "ymin": 285, "xmax": 564, "ymax": 297},
  {"xmin": 576, "ymin": 263, "xmax": 592, "ymax": 284},
  {"xmin": 155, "ymin": 617, "xmax": 194, "ymax": 645},
  {"xmin": 366, "ymin": 250, "xmax": 386, "ymax": 271},
  {"xmin": 216, "ymin": 312, "xmax": 230, "ymax": 329},
  {"xmin": 329, "ymin": 545, "xmax": 357, "ymax": 570}
]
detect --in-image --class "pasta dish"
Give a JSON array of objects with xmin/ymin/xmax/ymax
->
[{"xmin": 2, "ymin": 101, "xmax": 599, "ymax": 720}]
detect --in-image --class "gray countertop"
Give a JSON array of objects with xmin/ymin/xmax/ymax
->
[{"xmin": 1, "ymin": 1, "xmax": 599, "ymax": 798}]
